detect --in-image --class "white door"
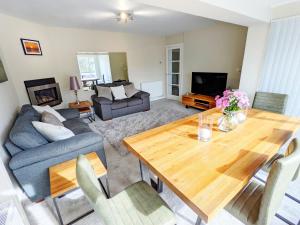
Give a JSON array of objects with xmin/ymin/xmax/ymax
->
[{"xmin": 166, "ymin": 44, "xmax": 183, "ymax": 100}]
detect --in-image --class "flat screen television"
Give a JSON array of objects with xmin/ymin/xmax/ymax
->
[{"xmin": 191, "ymin": 72, "xmax": 227, "ymax": 97}]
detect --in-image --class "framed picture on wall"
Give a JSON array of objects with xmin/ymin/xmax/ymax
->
[
  {"xmin": 20, "ymin": 38, "xmax": 42, "ymax": 56},
  {"xmin": 0, "ymin": 57, "xmax": 8, "ymax": 83}
]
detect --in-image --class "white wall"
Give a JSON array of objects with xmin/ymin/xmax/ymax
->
[
  {"xmin": 272, "ymin": 1, "xmax": 300, "ymax": 19},
  {"xmin": 239, "ymin": 23, "xmax": 270, "ymax": 104},
  {"xmin": 0, "ymin": 46, "xmax": 29, "ymax": 225},
  {"xmin": 0, "ymin": 13, "xmax": 165, "ymax": 107},
  {"xmin": 166, "ymin": 22, "xmax": 247, "ymax": 95},
  {"xmin": 0, "ymin": 45, "xmax": 19, "ymax": 165}
]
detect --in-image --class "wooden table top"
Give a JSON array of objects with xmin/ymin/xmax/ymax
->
[
  {"xmin": 49, "ymin": 152, "xmax": 106, "ymax": 198},
  {"xmin": 123, "ymin": 108, "xmax": 300, "ymax": 222},
  {"xmin": 69, "ymin": 101, "xmax": 92, "ymax": 109}
]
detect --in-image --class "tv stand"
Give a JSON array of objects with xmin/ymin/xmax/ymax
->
[{"xmin": 182, "ymin": 93, "xmax": 216, "ymax": 110}]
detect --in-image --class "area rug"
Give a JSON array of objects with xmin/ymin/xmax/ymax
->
[{"xmin": 90, "ymin": 99, "xmax": 199, "ymax": 155}]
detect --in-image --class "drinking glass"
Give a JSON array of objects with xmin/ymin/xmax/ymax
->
[{"xmin": 198, "ymin": 113, "xmax": 213, "ymax": 142}]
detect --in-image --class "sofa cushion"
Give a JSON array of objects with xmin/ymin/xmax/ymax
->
[
  {"xmin": 124, "ymin": 84, "xmax": 139, "ymax": 98},
  {"xmin": 9, "ymin": 109, "xmax": 49, "ymax": 149},
  {"xmin": 111, "ymin": 85, "xmax": 127, "ymax": 100},
  {"xmin": 127, "ymin": 97, "xmax": 143, "ymax": 107},
  {"xmin": 111, "ymin": 99, "xmax": 128, "ymax": 110},
  {"xmin": 97, "ymin": 86, "xmax": 113, "ymax": 101},
  {"xmin": 33, "ymin": 105, "xmax": 66, "ymax": 122},
  {"xmin": 63, "ymin": 118, "xmax": 92, "ymax": 135},
  {"xmin": 32, "ymin": 121, "xmax": 75, "ymax": 142},
  {"xmin": 41, "ymin": 111, "xmax": 64, "ymax": 126}
]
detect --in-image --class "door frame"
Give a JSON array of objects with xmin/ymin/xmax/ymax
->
[{"xmin": 165, "ymin": 43, "xmax": 184, "ymax": 100}]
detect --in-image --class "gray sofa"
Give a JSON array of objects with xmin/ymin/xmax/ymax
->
[
  {"xmin": 92, "ymin": 81, "xmax": 150, "ymax": 120},
  {"xmin": 5, "ymin": 104, "xmax": 106, "ymax": 202}
]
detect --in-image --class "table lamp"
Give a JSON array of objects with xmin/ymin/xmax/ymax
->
[{"xmin": 70, "ymin": 76, "xmax": 80, "ymax": 104}]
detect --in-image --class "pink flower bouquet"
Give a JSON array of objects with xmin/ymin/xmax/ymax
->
[{"xmin": 215, "ymin": 90, "xmax": 250, "ymax": 113}]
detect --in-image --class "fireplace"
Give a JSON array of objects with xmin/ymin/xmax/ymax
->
[{"xmin": 24, "ymin": 78, "xmax": 62, "ymax": 106}]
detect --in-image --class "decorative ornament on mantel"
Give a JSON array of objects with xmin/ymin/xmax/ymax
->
[
  {"xmin": 70, "ymin": 76, "xmax": 81, "ymax": 104},
  {"xmin": 215, "ymin": 90, "xmax": 250, "ymax": 132}
]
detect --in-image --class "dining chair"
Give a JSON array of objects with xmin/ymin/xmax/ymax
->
[
  {"xmin": 252, "ymin": 91, "xmax": 288, "ymax": 114},
  {"xmin": 225, "ymin": 137, "xmax": 300, "ymax": 225},
  {"xmin": 76, "ymin": 155, "xmax": 176, "ymax": 225}
]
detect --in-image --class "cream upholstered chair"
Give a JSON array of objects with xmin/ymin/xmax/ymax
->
[
  {"xmin": 76, "ymin": 155, "xmax": 176, "ymax": 225},
  {"xmin": 252, "ymin": 91, "xmax": 288, "ymax": 114},
  {"xmin": 225, "ymin": 138, "xmax": 300, "ymax": 225}
]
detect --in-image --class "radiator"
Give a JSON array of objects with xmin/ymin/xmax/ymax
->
[{"xmin": 140, "ymin": 81, "xmax": 164, "ymax": 101}]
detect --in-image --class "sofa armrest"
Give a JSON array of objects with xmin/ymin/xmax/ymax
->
[
  {"xmin": 134, "ymin": 91, "xmax": 150, "ymax": 100},
  {"xmin": 56, "ymin": 108, "xmax": 80, "ymax": 120},
  {"xmin": 9, "ymin": 132, "xmax": 103, "ymax": 170},
  {"xmin": 92, "ymin": 95, "xmax": 113, "ymax": 105}
]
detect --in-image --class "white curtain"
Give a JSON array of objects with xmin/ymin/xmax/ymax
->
[
  {"xmin": 258, "ymin": 16, "xmax": 300, "ymax": 116},
  {"xmin": 98, "ymin": 54, "xmax": 112, "ymax": 83}
]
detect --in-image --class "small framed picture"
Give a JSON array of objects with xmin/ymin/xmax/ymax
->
[{"xmin": 20, "ymin": 38, "xmax": 42, "ymax": 56}]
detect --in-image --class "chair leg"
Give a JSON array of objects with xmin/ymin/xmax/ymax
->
[{"xmin": 195, "ymin": 216, "xmax": 202, "ymax": 225}]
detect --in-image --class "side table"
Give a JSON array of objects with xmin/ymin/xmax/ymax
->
[
  {"xmin": 49, "ymin": 152, "xmax": 109, "ymax": 225},
  {"xmin": 68, "ymin": 101, "xmax": 95, "ymax": 122}
]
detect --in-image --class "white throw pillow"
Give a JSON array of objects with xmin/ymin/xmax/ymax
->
[
  {"xmin": 33, "ymin": 105, "xmax": 66, "ymax": 122},
  {"xmin": 110, "ymin": 85, "xmax": 127, "ymax": 100},
  {"xmin": 32, "ymin": 121, "xmax": 74, "ymax": 142}
]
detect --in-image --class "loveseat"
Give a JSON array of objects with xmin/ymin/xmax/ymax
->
[
  {"xmin": 92, "ymin": 81, "xmax": 150, "ymax": 120},
  {"xmin": 5, "ymin": 104, "xmax": 106, "ymax": 202}
]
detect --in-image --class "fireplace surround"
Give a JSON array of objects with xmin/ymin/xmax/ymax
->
[{"xmin": 24, "ymin": 78, "xmax": 62, "ymax": 106}]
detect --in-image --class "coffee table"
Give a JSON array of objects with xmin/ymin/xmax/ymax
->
[{"xmin": 49, "ymin": 152, "xmax": 109, "ymax": 225}]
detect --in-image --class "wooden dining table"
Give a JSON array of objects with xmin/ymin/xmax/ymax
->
[{"xmin": 123, "ymin": 108, "xmax": 300, "ymax": 224}]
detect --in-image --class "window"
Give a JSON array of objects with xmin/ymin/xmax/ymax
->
[
  {"xmin": 76, "ymin": 53, "xmax": 112, "ymax": 83},
  {"xmin": 77, "ymin": 55, "xmax": 99, "ymax": 81}
]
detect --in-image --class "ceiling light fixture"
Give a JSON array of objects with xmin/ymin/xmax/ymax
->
[{"xmin": 116, "ymin": 11, "xmax": 133, "ymax": 23}]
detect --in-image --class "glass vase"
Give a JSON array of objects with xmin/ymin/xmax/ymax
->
[{"xmin": 218, "ymin": 111, "xmax": 239, "ymax": 132}]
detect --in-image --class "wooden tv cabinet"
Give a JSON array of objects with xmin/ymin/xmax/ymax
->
[{"xmin": 182, "ymin": 93, "xmax": 216, "ymax": 110}]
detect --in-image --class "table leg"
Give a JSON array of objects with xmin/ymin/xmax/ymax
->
[
  {"xmin": 53, "ymin": 197, "xmax": 64, "ymax": 225},
  {"xmin": 139, "ymin": 159, "xmax": 144, "ymax": 180},
  {"xmin": 150, "ymin": 177, "xmax": 163, "ymax": 193},
  {"xmin": 157, "ymin": 178, "xmax": 163, "ymax": 193},
  {"xmin": 195, "ymin": 216, "xmax": 202, "ymax": 225}
]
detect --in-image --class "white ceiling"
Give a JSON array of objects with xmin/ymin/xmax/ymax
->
[
  {"xmin": 0, "ymin": 0, "xmax": 218, "ymax": 36},
  {"xmin": 270, "ymin": 0, "xmax": 300, "ymax": 7}
]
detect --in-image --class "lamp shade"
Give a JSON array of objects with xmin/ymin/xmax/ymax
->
[{"xmin": 70, "ymin": 76, "xmax": 80, "ymax": 90}]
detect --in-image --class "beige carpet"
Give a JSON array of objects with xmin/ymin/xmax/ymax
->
[{"xmin": 22, "ymin": 99, "xmax": 299, "ymax": 225}]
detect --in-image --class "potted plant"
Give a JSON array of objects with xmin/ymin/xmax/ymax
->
[{"xmin": 215, "ymin": 90, "xmax": 250, "ymax": 131}]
